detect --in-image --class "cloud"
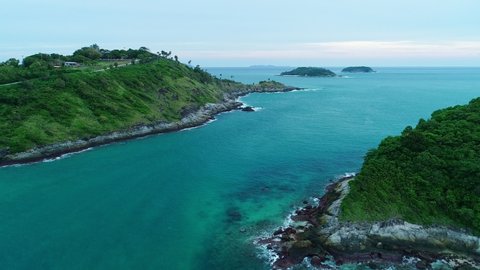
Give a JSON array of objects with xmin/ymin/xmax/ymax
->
[{"xmin": 177, "ymin": 41, "xmax": 480, "ymax": 60}]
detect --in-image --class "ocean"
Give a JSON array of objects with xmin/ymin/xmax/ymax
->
[{"xmin": 0, "ymin": 67, "xmax": 479, "ymax": 269}]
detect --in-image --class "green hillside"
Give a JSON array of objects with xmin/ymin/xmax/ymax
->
[
  {"xmin": 0, "ymin": 47, "xmax": 282, "ymax": 155},
  {"xmin": 341, "ymin": 98, "xmax": 480, "ymax": 235}
]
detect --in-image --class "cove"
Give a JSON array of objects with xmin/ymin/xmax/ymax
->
[{"xmin": 0, "ymin": 67, "xmax": 479, "ymax": 269}]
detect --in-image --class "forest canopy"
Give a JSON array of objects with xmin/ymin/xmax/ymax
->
[{"xmin": 341, "ymin": 98, "xmax": 480, "ymax": 235}]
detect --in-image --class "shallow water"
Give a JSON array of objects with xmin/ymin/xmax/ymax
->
[{"xmin": 0, "ymin": 67, "xmax": 479, "ymax": 269}]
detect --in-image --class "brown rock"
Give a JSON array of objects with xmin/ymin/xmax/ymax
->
[
  {"xmin": 310, "ymin": 255, "xmax": 326, "ymax": 266},
  {"xmin": 293, "ymin": 240, "xmax": 312, "ymax": 249}
]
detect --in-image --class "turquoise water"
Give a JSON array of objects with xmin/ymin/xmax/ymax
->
[{"xmin": 1, "ymin": 67, "xmax": 480, "ymax": 269}]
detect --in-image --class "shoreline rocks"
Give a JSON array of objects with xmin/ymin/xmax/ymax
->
[
  {"xmin": 0, "ymin": 85, "xmax": 300, "ymax": 167},
  {"xmin": 241, "ymin": 106, "xmax": 255, "ymax": 112},
  {"xmin": 259, "ymin": 175, "xmax": 480, "ymax": 269}
]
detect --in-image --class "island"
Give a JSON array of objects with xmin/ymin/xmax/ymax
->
[
  {"xmin": 0, "ymin": 45, "xmax": 299, "ymax": 166},
  {"xmin": 341, "ymin": 66, "xmax": 375, "ymax": 73},
  {"xmin": 262, "ymin": 98, "xmax": 480, "ymax": 269},
  {"xmin": 280, "ymin": 67, "xmax": 336, "ymax": 77}
]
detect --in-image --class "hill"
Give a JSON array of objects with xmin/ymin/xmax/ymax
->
[
  {"xmin": 264, "ymin": 98, "xmax": 480, "ymax": 269},
  {"xmin": 341, "ymin": 98, "xmax": 480, "ymax": 234},
  {"xmin": 0, "ymin": 46, "xmax": 293, "ymax": 165}
]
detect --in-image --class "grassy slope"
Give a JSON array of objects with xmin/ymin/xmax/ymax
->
[
  {"xmin": 0, "ymin": 59, "xmax": 247, "ymax": 153},
  {"xmin": 341, "ymin": 98, "xmax": 480, "ymax": 235}
]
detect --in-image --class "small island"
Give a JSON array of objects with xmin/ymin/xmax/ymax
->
[
  {"xmin": 280, "ymin": 67, "xmax": 336, "ymax": 77},
  {"xmin": 341, "ymin": 66, "xmax": 375, "ymax": 73}
]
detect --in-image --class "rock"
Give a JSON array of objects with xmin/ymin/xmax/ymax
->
[
  {"xmin": 241, "ymin": 106, "xmax": 255, "ymax": 112},
  {"xmin": 226, "ymin": 207, "xmax": 242, "ymax": 223},
  {"xmin": 281, "ymin": 235, "xmax": 292, "ymax": 242},
  {"xmin": 284, "ymin": 227, "xmax": 297, "ymax": 235},
  {"xmin": 415, "ymin": 260, "xmax": 428, "ymax": 269},
  {"xmin": 367, "ymin": 262, "xmax": 380, "ymax": 269},
  {"xmin": 0, "ymin": 147, "xmax": 9, "ymax": 158},
  {"xmin": 262, "ymin": 176, "xmax": 480, "ymax": 270},
  {"xmin": 292, "ymin": 240, "xmax": 312, "ymax": 249},
  {"xmin": 310, "ymin": 255, "xmax": 325, "ymax": 266}
]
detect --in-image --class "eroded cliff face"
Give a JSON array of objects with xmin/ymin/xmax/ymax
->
[{"xmin": 259, "ymin": 176, "xmax": 480, "ymax": 269}]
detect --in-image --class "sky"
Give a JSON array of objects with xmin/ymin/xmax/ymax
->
[{"xmin": 1, "ymin": 0, "xmax": 479, "ymax": 66}]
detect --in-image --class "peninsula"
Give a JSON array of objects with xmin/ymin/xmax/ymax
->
[
  {"xmin": 263, "ymin": 98, "xmax": 480, "ymax": 269},
  {"xmin": 280, "ymin": 67, "xmax": 336, "ymax": 77},
  {"xmin": 0, "ymin": 45, "xmax": 298, "ymax": 166}
]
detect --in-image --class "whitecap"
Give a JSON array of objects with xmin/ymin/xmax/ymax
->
[
  {"xmin": 43, "ymin": 147, "xmax": 93, "ymax": 163},
  {"xmin": 180, "ymin": 118, "xmax": 218, "ymax": 132}
]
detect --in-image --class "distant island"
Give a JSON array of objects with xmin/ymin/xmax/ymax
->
[
  {"xmin": 341, "ymin": 66, "xmax": 375, "ymax": 73},
  {"xmin": 249, "ymin": 65, "xmax": 293, "ymax": 69},
  {"xmin": 263, "ymin": 98, "xmax": 480, "ymax": 269},
  {"xmin": 0, "ymin": 45, "xmax": 299, "ymax": 166},
  {"xmin": 280, "ymin": 67, "xmax": 336, "ymax": 77}
]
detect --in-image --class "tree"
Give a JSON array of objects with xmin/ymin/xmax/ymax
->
[
  {"xmin": 4, "ymin": 58, "xmax": 19, "ymax": 67},
  {"xmin": 174, "ymin": 55, "xmax": 178, "ymax": 62},
  {"xmin": 72, "ymin": 47, "xmax": 102, "ymax": 62},
  {"xmin": 90, "ymin": 44, "xmax": 100, "ymax": 51}
]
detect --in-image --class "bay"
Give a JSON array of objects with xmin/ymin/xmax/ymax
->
[{"xmin": 0, "ymin": 67, "xmax": 479, "ymax": 269}]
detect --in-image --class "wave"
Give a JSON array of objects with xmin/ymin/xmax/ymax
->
[
  {"xmin": 2, "ymin": 147, "xmax": 95, "ymax": 168},
  {"xmin": 253, "ymin": 173, "xmax": 357, "ymax": 269},
  {"xmin": 236, "ymin": 98, "xmax": 264, "ymax": 112},
  {"xmin": 254, "ymin": 240, "xmax": 279, "ymax": 268},
  {"xmin": 43, "ymin": 148, "xmax": 93, "ymax": 163},
  {"xmin": 290, "ymin": 88, "xmax": 323, "ymax": 93},
  {"xmin": 181, "ymin": 118, "xmax": 218, "ymax": 132}
]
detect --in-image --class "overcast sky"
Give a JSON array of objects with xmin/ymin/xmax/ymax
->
[{"xmin": 1, "ymin": 0, "xmax": 480, "ymax": 66}]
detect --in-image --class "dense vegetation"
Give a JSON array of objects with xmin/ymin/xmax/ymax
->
[
  {"xmin": 341, "ymin": 66, "xmax": 374, "ymax": 73},
  {"xmin": 280, "ymin": 67, "xmax": 336, "ymax": 77},
  {"xmin": 0, "ymin": 46, "xmax": 283, "ymax": 155},
  {"xmin": 341, "ymin": 98, "xmax": 480, "ymax": 234},
  {"xmin": 0, "ymin": 44, "xmax": 164, "ymax": 85}
]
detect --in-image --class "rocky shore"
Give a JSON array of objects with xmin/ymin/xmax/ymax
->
[
  {"xmin": 0, "ymin": 85, "xmax": 300, "ymax": 167},
  {"xmin": 258, "ymin": 175, "xmax": 480, "ymax": 269}
]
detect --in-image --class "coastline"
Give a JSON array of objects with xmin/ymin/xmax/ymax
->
[
  {"xmin": 259, "ymin": 175, "xmax": 480, "ymax": 269},
  {"xmin": 0, "ymin": 86, "xmax": 300, "ymax": 167}
]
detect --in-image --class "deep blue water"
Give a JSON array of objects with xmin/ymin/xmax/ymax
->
[{"xmin": 0, "ymin": 67, "xmax": 479, "ymax": 269}]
